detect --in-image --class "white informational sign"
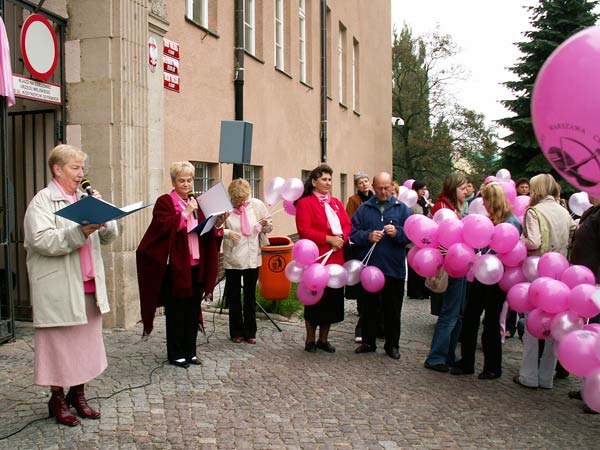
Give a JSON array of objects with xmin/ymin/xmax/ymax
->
[{"xmin": 12, "ymin": 74, "xmax": 61, "ymax": 104}]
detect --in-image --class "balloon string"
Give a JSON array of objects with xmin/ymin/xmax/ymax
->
[
  {"xmin": 362, "ymin": 242, "xmax": 378, "ymax": 266},
  {"xmin": 267, "ymin": 207, "xmax": 284, "ymax": 217},
  {"xmin": 316, "ymin": 249, "xmax": 334, "ymax": 265}
]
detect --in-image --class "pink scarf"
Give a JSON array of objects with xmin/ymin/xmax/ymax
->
[
  {"xmin": 169, "ymin": 190, "xmax": 200, "ymax": 260},
  {"xmin": 313, "ymin": 192, "xmax": 343, "ymax": 235},
  {"xmin": 0, "ymin": 19, "xmax": 15, "ymax": 107},
  {"xmin": 53, "ymin": 180, "xmax": 95, "ymax": 281},
  {"xmin": 233, "ymin": 201, "xmax": 251, "ymax": 236}
]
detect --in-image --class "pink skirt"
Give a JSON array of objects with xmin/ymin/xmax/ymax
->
[{"xmin": 34, "ymin": 294, "xmax": 107, "ymax": 387}]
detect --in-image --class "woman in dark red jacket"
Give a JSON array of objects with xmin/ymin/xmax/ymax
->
[{"xmin": 295, "ymin": 164, "xmax": 352, "ymax": 353}]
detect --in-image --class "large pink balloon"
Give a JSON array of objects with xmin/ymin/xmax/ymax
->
[
  {"xmin": 531, "ymin": 27, "xmax": 600, "ymax": 196},
  {"xmin": 557, "ymin": 330, "xmax": 600, "ymax": 377},
  {"xmin": 537, "ymin": 252, "xmax": 570, "ymax": 279},
  {"xmin": 443, "ymin": 242, "xmax": 476, "ymax": 277},
  {"xmin": 327, "ymin": 264, "xmax": 348, "ymax": 289},
  {"xmin": 484, "ymin": 175, "xmax": 498, "ymax": 184},
  {"xmin": 411, "ymin": 247, "xmax": 443, "ymax": 277},
  {"xmin": 473, "ymin": 254, "xmax": 504, "ymax": 285},
  {"xmin": 559, "ymin": 264, "xmax": 596, "ymax": 288},
  {"xmin": 568, "ymin": 284, "xmax": 600, "ymax": 318},
  {"xmin": 360, "ymin": 266, "xmax": 385, "ymax": 293},
  {"xmin": 343, "ymin": 259, "xmax": 364, "ymax": 286},
  {"xmin": 498, "ymin": 241, "xmax": 527, "ymax": 268},
  {"xmin": 583, "ymin": 368, "xmax": 600, "ymax": 413},
  {"xmin": 499, "ymin": 182, "xmax": 517, "ymax": 205},
  {"xmin": 489, "ymin": 223, "xmax": 520, "ymax": 254},
  {"xmin": 526, "ymin": 308, "xmax": 554, "ymax": 339},
  {"xmin": 264, "ymin": 177, "xmax": 285, "ymax": 206},
  {"xmin": 527, "ymin": 276, "xmax": 557, "ymax": 309},
  {"xmin": 281, "ymin": 178, "xmax": 305, "ymax": 202},
  {"xmin": 285, "ymin": 260, "xmax": 305, "ymax": 283},
  {"xmin": 404, "ymin": 215, "xmax": 428, "ymax": 243},
  {"xmin": 550, "ymin": 310, "xmax": 584, "ymax": 341},
  {"xmin": 410, "ymin": 216, "xmax": 439, "ymax": 248},
  {"xmin": 513, "ymin": 195, "xmax": 531, "ymax": 217},
  {"xmin": 403, "ymin": 178, "xmax": 415, "ymax": 189},
  {"xmin": 303, "ymin": 263, "xmax": 330, "ymax": 291},
  {"xmin": 296, "ymin": 282, "xmax": 324, "ymax": 306},
  {"xmin": 437, "ymin": 219, "xmax": 464, "ymax": 248},
  {"xmin": 406, "ymin": 245, "xmax": 419, "ymax": 268},
  {"xmin": 507, "ymin": 282, "xmax": 533, "ymax": 313},
  {"xmin": 498, "ymin": 266, "xmax": 527, "ymax": 292},
  {"xmin": 292, "ymin": 239, "xmax": 319, "ymax": 266},
  {"xmin": 461, "ymin": 215, "xmax": 494, "ymax": 249},
  {"xmin": 522, "ymin": 256, "xmax": 540, "ymax": 281},
  {"xmin": 537, "ymin": 279, "xmax": 570, "ymax": 314},
  {"xmin": 283, "ymin": 199, "xmax": 296, "ymax": 216},
  {"xmin": 432, "ymin": 208, "xmax": 458, "ymax": 224}
]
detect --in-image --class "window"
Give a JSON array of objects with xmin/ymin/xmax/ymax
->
[
  {"xmin": 299, "ymin": 0, "xmax": 306, "ymax": 82},
  {"xmin": 275, "ymin": 0, "xmax": 284, "ymax": 70},
  {"xmin": 352, "ymin": 38, "xmax": 360, "ymax": 111},
  {"xmin": 338, "ymin": 23, "xmax": 347, "ymax": 104},
  {"xmin": 340, "ymin": 173, "xmax": 347, "ymax": 205},
  {"xmin": 244, "ymin": 165, "xmax": 262, "ymax": 198},
  {"xmin": 244, "ymin": 0, "xmax": 255, "ymax": 54},
  {"xmin": 191, "ymin": 161, "xmax": 216, "ymax": 193},
  {"xmin": 301, "ymin": 169, "xmax": 311, "ymax": 184},
  {"xmin": 186, "ymin": 0, "xmax": 208, "ymax": 28}
]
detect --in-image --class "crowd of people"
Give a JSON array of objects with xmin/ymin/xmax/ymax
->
[{"xmin": 22, "ymin": 145, "xmax": 599, "ymax": 425}]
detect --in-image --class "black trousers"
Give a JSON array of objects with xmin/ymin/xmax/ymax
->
[
  {"xmin": 164, "ymin": 266, "xmax": 202, "ymax": 362},
  {"xmin": 359, "ymin": 276, "xmax": 404, "ymax": 350},
  {"xmin": 225, "ymin": 268, "xmax": 258, "ymax": 340},
  {"xmin": 407, "ymin": 264, "xmax": 429, "ymax": 299},
  {"xmin": 460, "ymin": 280, "xmax": 505, "ymax": 374}
]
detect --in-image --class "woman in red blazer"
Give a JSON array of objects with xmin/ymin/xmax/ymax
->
[{"xmin": 295, "ymin": 164, "xmax": 352, "ymax": 353}]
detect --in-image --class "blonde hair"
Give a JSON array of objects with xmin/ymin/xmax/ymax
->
[
  {"xmin": 47, "ymin": 144, "xmax": 87, "ymax": 175},
  {"xmin": 228, "ymin": 178, "xmax": 251, "ymax": 207},
  {"xmin": 481, "ymin": 183, "xmax": 512, "ymax": 225},
  {"xmin": 529, "ymin": 173, "xmax": 560, "ymax": 207},
  {"xmin": 169, "ymin": 161, "xmax": 195, "ymax": 181}
]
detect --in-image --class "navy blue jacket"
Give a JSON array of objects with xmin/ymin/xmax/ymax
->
[{"xmin": 350, "ymin": 195, "xmax": 412, "ymax": 279}]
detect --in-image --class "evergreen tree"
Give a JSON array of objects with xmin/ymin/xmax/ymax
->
[{"xmin": 499, "ymin": 0, "xmax": 598, "ymax": 189}]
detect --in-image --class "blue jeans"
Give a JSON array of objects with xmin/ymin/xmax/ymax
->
[{"xmin": 425, "ymin": 276, "xmax": 467, "ymax": 366}]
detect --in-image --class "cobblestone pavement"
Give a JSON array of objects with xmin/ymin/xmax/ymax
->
[{"xmin": 0, "ymin": 290, "xmax": 598, "ymax": 449}]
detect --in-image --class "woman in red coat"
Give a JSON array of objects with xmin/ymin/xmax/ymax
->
[{"xmin": 295, "ymin": 164, "xmax": 352, "ymax": 353}]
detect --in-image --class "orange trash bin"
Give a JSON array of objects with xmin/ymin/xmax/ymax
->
[{"xmin": 258, "ymin": 236, "xmax": 293, "ymax": 301}]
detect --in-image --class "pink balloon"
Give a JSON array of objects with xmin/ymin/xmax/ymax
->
[
  {"xmin": 399, "ymin": 189, "xmax": 418, "ymax": 208},
  {"xmin": 499, "ymin": 266, "xmax": 527, "ymax": 292},
  {"xmin": 443, "ymin": 243, "xmax": 476, "ymax": 278},
  {"xmin": 432, "ymin": 208, "xmax": 458, "ymax": 224},
  {"xmin": 537, "ymin": 252, "xmax": 570, "ymax": 279},
  {"xmin": 527, "ymin": 277, "xmax": 555, "ymax": 309},
  {"xmin": 283, "ymin": 199, "xmax": 296, "ymax": 216},
  {"xmin": 403, "ymin": 178, "xmax": 415, "ymax": 189},
  {"xmin": 327, "ymin": 264, "xmax": 348, "ymax": 289},
  {"xmin": 281, "ymin": 178, "xmax": 305, "ymax": 202},
  {"xmin": 489, "ymin": 222, "xmax": 520, "ymax": 254},
  {"xmin": 437, "ymin": 219, "xmax": 464, "ymax": 248},
  {"xmin": 404, "ymin": 215, "xmax": 428, "ymax": 243},
  {"xmin": 472, "ymin": 254, "xmax": 504, "ymax": 285},
  {"xmin": 484, "ymin": 175, "xmax": 498, "ymax": 184},
  {"xmin": 303, "ymin": 263, "xmax": 330, "ymax": 291},
  {"xmin": 360, "ymin": 266, "xmax": 385, "ymax": 293},
  {"xmin": 568, "ymin": 284, "xmax": 600, "ymax": 318},
  {"xmin": 513, "ymin": 195, "xmax": 531, "ymax": 217},
  {"xmin": 409, "ymin": 216, "xmax": 439, "ymax": 248},
  {"xmin": 532, "ymin": 27, "xmax": 600, "ymax": 196},
  {"xmin": 343, "ymin": 259, "xmax": 364, "ymax": 286},
  {"xmin": 537, "ymin": 279, "xmax": 570, "ymax": 314},
  {"xmin": 507, "ymin": 282, "xmax": 533, "ymax": 313},
  {"xmin": 522, "ymin": 256, "xmax": 540, "ymax": 281},
  {"xmin": 292, "ymin": 239, "xmax": 319, "ymax": 266},
  {"xmin": 406, "ymin": 245, "xmax": 419, "ymax": 268},
  {"xmin": 296, "ymin": 282, "xmax": 324, "ymax": 306},
  {"xmin": 499, "ymin": 181, "xmax": 517, "ymax": 204},
  {"xmin": 285, "ymin": 260, "xmax": 305, "ymax": 283},
  {"xmin": 410, "ymin": 247, "xmax": 443, "ymax": 277},
  {"xmin": 526, "ymin": 308, "xmax": 554, "ymax": 339},
  {"xmin": 584, "ymin": 323, "xmax": 600, "ymax": 334},
  {"xmin": 497, "ymin": 241, "xmax": 527, "ymax": 267},
  {"xmin": 461, "ymin": 214, "xmax": 494, "ymax": 249},
  {"xmin": 583, "ymin": 368, "xmax": 600, "ymax": 414},
  {"xmin": 264, "ymin": 176, "xmax": 285, "ymax": 206},
  {"xmin": 550, "ymin": 310, "xmax": 584, "ymax": 341},
  {"xmin": 557, "ymin": 330, "xmax": 600, "ymax": 377},
  {"xmin": 559, "ymin": 264, "xmax": 596, "ymax": 288}
]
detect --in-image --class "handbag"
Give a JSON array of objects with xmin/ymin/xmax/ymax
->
[{"xmin": 425, "ymin": 267, "xmax": 448, "ymax": 294}]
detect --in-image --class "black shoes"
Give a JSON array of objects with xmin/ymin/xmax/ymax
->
[
  {"xmin": 385, "ymin": 347, "xmax": 400, "ymax": 360},
  {"xmin": 568, "ymin": 390, "xmax": 583, "ymax": 400},
  {"xmin": 478, "ymin": 371, "xmax": 501, "ymax": 380},
  {"xmin": 316, "ymin": 341, "xmax": 336, "ymax": 353},
  {"xmin": 187, "ymin": 356, "xmax": 202, "ymax": 365},
  {"xmin": 424, "ymin": 361, "xmax": 449, "ymax": 373},
  {"xmin": 450, "ymin": 366, "xmax": 474, "ymax": 375},
  {"xmin": 304, "ymin": 341, "xmax": 317, "ymax": 353},
  {"xmin": 355, "ymin": 343, "xmax": 376, "ymax": 354},
  {"xmin": 170, "ymin": 358, "xmax": 190, "ymax": 369}
]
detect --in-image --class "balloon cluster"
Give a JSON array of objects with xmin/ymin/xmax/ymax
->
[
  {"xmin": 285, "ymin": 239, "xmax": 385, "ymax": 305},
  {"xmin": 264, "ymin": 177, "xmax": 305, "ymax": 215}
]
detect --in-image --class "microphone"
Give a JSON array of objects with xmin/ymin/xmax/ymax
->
[
  {"xmin": 187, "ymin": 191, "xmax": 198, "ymax": 219},
  {"xmin": 80, "ymin": 179, "xmax": 94, "ymax": 196}
]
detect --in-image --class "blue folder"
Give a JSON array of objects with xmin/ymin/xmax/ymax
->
[{"xmin": 55, "ymin": 196, "xmax": 150, "ymax": 225}]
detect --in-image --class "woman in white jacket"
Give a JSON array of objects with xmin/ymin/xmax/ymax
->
[
  {"xmin": 223, "ymin": 178, "xmax": 272, "ymax": 344},
  {"xmin": 24, "ymin": 144, "xmax": 118, "ymax": 426}
]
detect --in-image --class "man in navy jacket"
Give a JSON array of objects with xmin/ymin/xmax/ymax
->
[{"xmin": 350, "ymin": 172, "xmax": 411, "ymax": 359}]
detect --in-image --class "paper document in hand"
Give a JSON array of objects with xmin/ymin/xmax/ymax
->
[
  {"xmin": 195, "ymin": 211, "xmax": 229, "ymax": 235},
  {"xmin": 55, "ymin": 196, "xmax": 150, "ymax": 225},
  {"xmin": 197, "ymin": 182, "xmax": 233, "ymax": 217}
]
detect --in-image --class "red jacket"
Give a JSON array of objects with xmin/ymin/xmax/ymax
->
[
  {"xmin": 430, "ymin": 194, "xmax": 462, "ymax": 218},
  {"xmin": 295, "ymin": 194, "xmax": 352, "ymax": 265},
  {"xmin": 136, "ymin": 194, "xmax": 222, "ymax": 335}
]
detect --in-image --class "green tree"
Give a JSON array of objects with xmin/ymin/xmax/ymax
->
[{"xmin": 499, "ymin": 0, "xmax": 598, "ymax": 191}]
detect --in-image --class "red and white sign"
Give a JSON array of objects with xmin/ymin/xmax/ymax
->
[
  {"xmin": 163, "ymin": 38, "xmax": 180, "ymax": 59},
  {"xmin": 12, "ymin": 74, "xmax": 61, "ymax": 104},
  {"xmin": 148, "ymin": 36, "xmax": 158, "ymax": 72},
  {"xmin": 20, "ymin": 13, "xmax": 58, "ymax": 81},
  {"xmin": 163, "ymin": 55, "xmax": 179, "ymax": 75},
  {"xmin": 164, "ymin": 73, "xmax": 180, "ymax": 92}
]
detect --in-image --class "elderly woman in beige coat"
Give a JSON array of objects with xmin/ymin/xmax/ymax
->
[
  {"xmin": 24, "ymin": 144, "xmax": 118, "ymax": 426},
  {"xmin": 223, "ymin": 178, "xmax": 272, "ymax": 343}
]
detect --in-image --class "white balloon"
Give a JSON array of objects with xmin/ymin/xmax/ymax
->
[
  {"xmin": 568, "ymin": 192, "xmax": 592, "ymax": 217},
  {"xmin": 397, "ymin": 185, "xmax": 409, "ymax": 197},
  {"xmin": 343, "ymin": 259, "xmax": 364, "ymax": 286},
  {"xmin": 327, "ymin": 264, "xmax": 349, "ymax": 289},
  {"xmin": 284, "ymin": 260, "xmax": 304, "ymax": 283},
  {"xmin": 399, "ymin": 189, "xmax": 418, "ymax": 208},
  {"xmin": 264, "ymin": 177, "xmax": 285, "ymax": 206},
  {"xmin": 468, "ymin": 197, "xmax": 488, "ymax": 216},
  {"xmin": 522, "ymin": 256, "xmax": 540, "ymax": 282},
  {"xmin": 281, "ymin": 178, "xmax": 305, "ymax": 202},
  {"xmin": 496, "ymin": 168, "xmax": 512, "ymax": 182}
]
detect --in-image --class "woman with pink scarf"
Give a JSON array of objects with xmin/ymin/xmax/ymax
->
[{"xmin": 24, "ymin": 145, "xmax": 119, "ymax": 426}]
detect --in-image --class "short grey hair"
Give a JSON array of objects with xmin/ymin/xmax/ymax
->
[{"xmin": 353, "ymin": 171, "xmax": 369, "ymax": 186}]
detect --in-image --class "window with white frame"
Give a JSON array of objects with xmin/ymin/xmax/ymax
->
[
  {"xmin": 299, "ymin": 0, "xmax": 306, "ymax": 82},
  {"xmin": 275, "ymin": 0, "xmax": 284, "ymax": 69},
  {"xmin": 244, "ymin": 165, "xmax": 262, "ymax": 198},
  {"xmin": 191, "ymin": 161, "xmax": 216, "ymax": 193},
  {"xmin": 353, "ymin": 37, "xmax": 360, "ymax": 111},
  {"xmin": 338, "ymin": 25, "xmax": 346, "ymax": 103},
  {"xmin": 340, "ymin": 173, "xmax": 347, "ymax": 205},
  {"xmin": 244, "ymin": 0, "xmax": 256, "ymax": 54},
  {"xmin": 186, "ymin": 0, "xmax": 208, "ymax": 28}
]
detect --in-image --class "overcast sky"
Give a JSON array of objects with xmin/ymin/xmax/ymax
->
[{"xmin": 392, "ymin": 0, "xmax": 538, "ymax": 138}]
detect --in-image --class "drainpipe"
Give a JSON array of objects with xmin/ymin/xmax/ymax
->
[
  {"xmin": 233, "ymin": 0, "xmax": 244, "ymax": 179},
  {"xmin": 320, "ymin": 0, "xmax": 328, "ymax": 163}
]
